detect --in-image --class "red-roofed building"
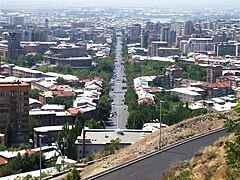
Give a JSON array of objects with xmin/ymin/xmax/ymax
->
[
  {"xmin": 66, "ymin": 79, "xmax": 85, "ymax": 87},
  {"xmin": 67, "ymin": 107, "xmax": 97, "ymax": 121},
  {"xmin": 217, "ymin": 76, "xmax": 240, "ymax": 87},
  {"xmin": 0, "ymin": 157, "xmax": 7, "ymax": 166},
  {"xmin": 25, "ymin": 149, "xmax": 36, "ymax": 155},
  {"xmin": 50, "ymin": 84, "xmax": 72, "ymax": 91},
  {"xmin": 144, "ymin": 88, "xmax": 163, "ymax": 93},
  {"xmin": 67, "ymin": 108, "xmax": 83, "ymax": 116},
  {"xmin": 39, "ymin": 91, "xmax": 76, "ymax": 105},
  {"xmin": 201, "ymin": 82, "xmax": 233, "ymax": 97},
  {"xmin": 138, "ymin": 97, "xmax": 156, "ymax": 105},
  {"xmin": 94, "ymin": 76, "xmax": 104, "ymax": 82},
  {"xmin": 52, "ymin": 91, "xmax": 76, "ymax": 98}
]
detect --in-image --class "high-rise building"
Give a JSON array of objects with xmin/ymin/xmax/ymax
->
[
  {"xmin": 161, "ymin": 27, "xmax": 170, "ymax": 44},
  {"xmin": 154, "ymin": 22, "xmax": 161, "ymax": 33},
  {"xmin": 45, "ymin": 19, "xmax": 49, "ymax": 29},
  {"xmin": 7, "ymin": 32, "xmax": 22, "ymax": 60},
  {"xmin": 141, "ymin": 29, "xmax": 149, "ymax": 48},
  {"xmin": 184, "ymin": 21, "xmax": 194, "ymax": 36},
  {"xmin": 161, "ymin": 28, "xmax": 176, "ymax": 46},
  {"xmin": 217, "ymin": 43, "xmax": 237, "ymax": 56},
  {"xmin": 32, "ymin": 28, "xmax": 50, "ymax": 41},
  {"xmin": 148, "ymin": 41, "xmax": 167, "ymax": 57},
  {"xmin": 146, "ymin": 22, "xmax": 154, "ymax": 31},
  {"xmin": 10, "ymin": 16, "xmax": 24, "ymax": 26},
  {"xmin": 0, "ymin": 81, "xmax": 30, "ymax": 144},
  {"xmin": 21, "ymin": 30, "xmax": 33, "ymax": 41},
  {"xmin": 171, "ymin": 23, "xmax": 182, "ymax": 35},
  {"xmin": 132, "ymin": 24, "xmax": 141, "ymax": 38},
  {"xmin": 207, "ymin": 65, "xmax": 223, "ymax": 83}
]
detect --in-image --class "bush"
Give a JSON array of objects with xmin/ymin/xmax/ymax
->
[
  {"xmin": 63, "ymin": 167, "xmax": 80, "ymax": 180},
  {"xmin": 83, "ymin": 154, "xmax": 94, "ymax": 164}
]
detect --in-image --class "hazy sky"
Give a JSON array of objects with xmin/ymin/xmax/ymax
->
[{"xmin": 1, "ymin": 0, "xmax": 240, "ymax": 9}]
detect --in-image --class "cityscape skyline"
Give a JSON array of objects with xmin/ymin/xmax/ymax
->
[
  {"xmin": 0, "ymin": 0, "xmax": 240, "ymax": 179},
  {"xmin": 1, "ymin": 0, "xmax": 240, "ymax": 9}
]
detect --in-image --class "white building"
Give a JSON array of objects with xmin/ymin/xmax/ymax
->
[
  {"xmin": 75, "ymin": 128, "xmax": 152, "ymax": 159},
  {"xmin": 171, "ymin": 87, "xmax": 204, "ymax": 102}
]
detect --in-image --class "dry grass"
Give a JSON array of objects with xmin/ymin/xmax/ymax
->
[
  {"xmin": 161, "ymin": 134, "xmax": 237, "ymax": 180},
  {"xmin": 81, "ymin": 110, "xmax": 238, "ymax": 179}
]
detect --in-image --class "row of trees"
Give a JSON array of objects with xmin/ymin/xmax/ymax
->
[
  {"xmin": 56, "ymin": 36, "xmax": 117, "ymax": 159},
  {"xmin": 0, "ymin": 153, "xmax": 47, "ymax": 177},
  {"xmin": 37, "ymin": 54, "xmax": 114, "ymax": 83},
  {"xmin": 4, "ymin": 54, "xmax": 44, "ymax": 68},
  {"xmin": 122, "ymin": 35, "xmax": 207, "ymax": 129},
  {"xmin": 176, "ymin": 62, "xmax": 207, "ymax": 81}
]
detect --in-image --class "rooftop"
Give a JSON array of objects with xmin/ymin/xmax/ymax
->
[
  {"xmin": 171, "ymin": 87, "xmax": 202, "ymax": 96},
  {"xmin": 0, "ymin": 81, "xmax": 29, "ymax": 87},
  {"xmin": 34, "ymin": 125, "xmax": 70, "ymax": 133},
  {"xmin": 75, "ymin": 129, "xmax": 152, "ymax": 145},
  {"xmin": 41, "ymin": 104, "xmax": 65, "ymax": 111},
  {"xmin": 202, "ymin": 82, "xmax": 231, "ymax": 88}
]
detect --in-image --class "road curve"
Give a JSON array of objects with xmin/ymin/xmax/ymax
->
[{"xmin": 86, "ymin": 129, "xmax": 229, "ymax": 180}]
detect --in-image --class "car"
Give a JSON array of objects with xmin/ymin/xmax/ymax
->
[{"xmin": 106, "ymin": 121, "xmax": 116, "ymax": 126}]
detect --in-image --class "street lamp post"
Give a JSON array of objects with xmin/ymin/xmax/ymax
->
[
  {"xmin": 158, "ymin": 100, "xmax": 164, "ymax": 150},
  {"xmin": 39, "ymin": 135, "xmax": 46, "ymax": 180}
]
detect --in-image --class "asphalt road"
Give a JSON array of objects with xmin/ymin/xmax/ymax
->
[
  {"xmin": 107, "ymin": 33, "xmax": 129, "ymax": 129},
  {"xmin": 89, "ymin": 129, "xmax": 228, "ymax": 180}
]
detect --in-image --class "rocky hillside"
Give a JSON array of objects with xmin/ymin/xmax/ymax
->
[
  {"xmin": 81, "ymin": 110, "xmax": 238, "ymax": 178},
  {"xmin": 161, "ymin": 134, "xmax": 239, "ymax": 180}
]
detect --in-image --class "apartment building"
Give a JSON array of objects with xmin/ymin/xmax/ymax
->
[{"xmin": 0, "ymin": 81, "xmax": 30, "ymax": 144}]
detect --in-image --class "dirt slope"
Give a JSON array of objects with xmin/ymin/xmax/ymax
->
[{"xmin": 81, "ymin": 110, "xmax": 238, "ymax": 178}]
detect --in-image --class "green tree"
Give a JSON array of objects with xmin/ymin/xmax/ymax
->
[
  {"xmin": 51, "ymin": 97, "xmax": 73, "ymax": 110},
  {"xmin": 177, "ymin": 63, "xmax": 207, "ymax": 81},
  {"xmin": 57, "ymin": 115, "xmax": 84, "ymax": 160},
  {"xmin": 19, "ymin": 143, "xmax": 28, "ymax": 150},
  {"xmin": 56, "ymin": 77, "xmax": 67, "ymax": 85},
  {"xmin": 224, "ymin": 104, "xmax": 240, "ymax": 177},
  {"xmin": 70, "ymin": 167, "xmax": 80, "ymax": 180},
  {"xmin": 97, "ymin": 95, "xmax": 111, "ymax": 122},
  {"xmin": 17, "ymin": 55, "xmax": 26, "ymax": 67},
  {"xmin": 101, "ymin": 138, "xmax": 121, "ymax": 156},
  {"xmin": 0, "ymin": 144, "xmax": 7, "ymax": 151},
  {"xmin": 35, "ymin": 53, "xmax": 43, "ymax": 63},
  {"xmin": 0, "ymin": 152, "xmax": 47, "ymax": 177},
  {"xmin": 29, "ymin": 89, "xmax": 43, "ymax": 100},
  {"xmin": 63, "ymin": 168, "xmax": 80, "ymax": 180},
  {"xmin": 29, "ymin": 118, "xmax": 42, "ymax": 140},
  {"xmin": 85, "ymin": 119, "xmax": 102, "ymax": 129},
  {"xmin": 4, "ymin": 122, "xmax": 12, "ymax": 147}
]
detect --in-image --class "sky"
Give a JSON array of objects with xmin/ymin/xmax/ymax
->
[{"xmin": 1, "ymin": 0, "xmax": 240, "ymax": 9}]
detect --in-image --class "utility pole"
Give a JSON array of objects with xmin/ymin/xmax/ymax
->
[
  {"xmin": 39, "ymin": 135, "xmax": 46, "ymax": 180},
  {"xmin": 158, "ymin": 100, "xmax": 164, "ymax": 150},
  {"xmin": 39, "ymin": 135, "xmax": 42, "ymax": 180}
]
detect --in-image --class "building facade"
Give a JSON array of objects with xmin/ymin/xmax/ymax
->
[
  {"xmin": 7, "ymin": 32, "xmax": 23, "ymax": 60},
  {"xmin": 44, "ymin": 43, "xmax": 93, "ymax": 69},
  {"xmin": 0, "ymin": 81, "xmax": 30, "ymax": 144}
]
